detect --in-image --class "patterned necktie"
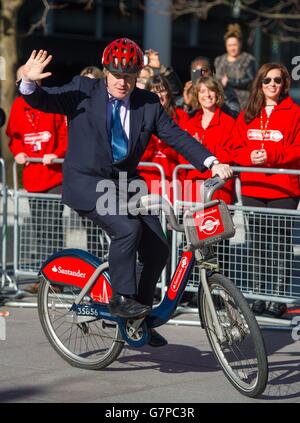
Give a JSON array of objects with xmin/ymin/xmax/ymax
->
[{"xmin": 110, "ymin": 99, "xmax": 128, "ymax": 162}]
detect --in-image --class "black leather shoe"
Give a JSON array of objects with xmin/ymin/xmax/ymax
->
[
  {"xmin": 148, "ymin": 329, "xmax": 168, "ymax": 347},
  {"xmin": 109, "ymin": 294, "xmax": 151, "ymax": 319},
  {"xmin": 252, "ymin": 300, "xmax": 266, "ymax": 315},
  {"xmin": 266, "ymin": 301, "xmax": 287, "ymax": 317}
]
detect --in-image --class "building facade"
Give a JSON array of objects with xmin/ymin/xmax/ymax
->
[{"xmin": 15, "ymin": 0, "xmax": 300, "ymax": 100}]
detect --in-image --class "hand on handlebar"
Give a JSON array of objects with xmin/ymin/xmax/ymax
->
[{"xmin": 211, "ymin": 163, "xmax": 233, "ymax": 180}]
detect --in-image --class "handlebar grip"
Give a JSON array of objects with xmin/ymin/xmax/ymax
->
[{"xmin": 203, "ymin": 175, "xmax": 223, "ymax": 188}]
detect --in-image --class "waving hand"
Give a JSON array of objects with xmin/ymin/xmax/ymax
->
[{"xmin": 22, "ymin": 50, "xmax": 53, "ymax": 82}]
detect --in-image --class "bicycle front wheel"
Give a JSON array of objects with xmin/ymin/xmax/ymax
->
[
  {"xmin": 38, "ymin": 277, "xmax": 124, "ymax": 370},
  {"xmin": 199, "ymin": 272, "xmax": 268, "ymax": 397}
]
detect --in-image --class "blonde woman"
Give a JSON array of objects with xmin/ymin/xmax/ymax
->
[
  {"xmin": 214, "ymin": 23, "xmax": 256, "ymax": 108},
  {"xmin": 180, "ymin": 76, "xmax": 235, "ymax": 204}
]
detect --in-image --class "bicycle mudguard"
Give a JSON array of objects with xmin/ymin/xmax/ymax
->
[{"xmin": 40, "ymin": 249, "xmax": 112, "ymax": 304}]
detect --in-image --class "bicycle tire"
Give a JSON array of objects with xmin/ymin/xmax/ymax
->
[
  {"xmin": 38, "ymin": 276, "xmax": 124, "ymax": 370},
  {"xmin": 199, "ymin": 272, "xmax": 268, "ymax": 397}
]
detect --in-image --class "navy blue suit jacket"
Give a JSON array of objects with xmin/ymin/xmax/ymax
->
[{"xmin": 22, "ymin": 76, "xmax": 213, "ymax": 211}]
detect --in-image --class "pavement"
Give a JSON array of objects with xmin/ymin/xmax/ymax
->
[{"xmin": 0, "ymin": 303, "xmax": 300, "ymax": 404}]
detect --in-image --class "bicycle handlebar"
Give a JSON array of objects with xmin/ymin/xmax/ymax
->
[
  {"xmin": 202, "ymin": 174, "xmax": 237, "ymax": 202},
  {"xmin": 138, "ymin": 195, "xmax": 185, "ymax": 232},
  {"xmin": 137, "ymin": 175, "xmax": 229, "ymax": 233}
]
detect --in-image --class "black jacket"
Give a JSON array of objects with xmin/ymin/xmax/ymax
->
[{"xmin": 22, "ymin": 77, "xmax": 213, "ymax": 210}]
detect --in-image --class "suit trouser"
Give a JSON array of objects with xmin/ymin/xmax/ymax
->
[{"xmin": 76, "ymin": 208, "xmax": 169, "ymax": 306}]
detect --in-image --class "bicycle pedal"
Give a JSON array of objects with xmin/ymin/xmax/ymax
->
[{"xmin": 126, "ymin": 318, "xmax": 145, "ymax": 337}]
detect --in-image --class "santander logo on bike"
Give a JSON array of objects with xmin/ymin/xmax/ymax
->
[
  {"xmin": 51, "ymin": 265, "xmax": 86, "ymax": 279},
  {"xmin": 91, "ymin": 277, "xmax": 111, "ymax": 304},
  {"xmin": 199, "ymin": 215, "xmax": 220, "ymax": 235},
  {"xmin": 194, "ymin": 206, "xmax": 224, "ymax": 240},
  {"xmin": 171, "ymin": 256, "xmax": 188, "ymax": 291},
  {"xmin": 167, "ymin": 253, "xmax": 192, "ymax": 300},
  {"xmin": 181, "ymin": 256, "xmax": 188, "ymax": 269}
]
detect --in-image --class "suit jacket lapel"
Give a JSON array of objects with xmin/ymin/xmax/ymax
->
[
  {"xmin": 129, "ymin": 88, "xmax": 144, "ymax": 153},
  {"xmin": 90, "ymin": 84, "xmax": 144, "ymax": 160},
  {"xmin": 91, "ymin": 79, "xmax": 110, "ymax": 150}
]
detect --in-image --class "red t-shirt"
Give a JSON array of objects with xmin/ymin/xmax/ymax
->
[
  {"xmin": 232, "ymin": 96, "xmax": 300, "ymax": 199},
  {"xmin": 7, "ymin": 96, "xmax": 68, "ymax": 192},
  {"xmin": 180, "ymin": 107, "xmax": 235, "ymax": 204}
]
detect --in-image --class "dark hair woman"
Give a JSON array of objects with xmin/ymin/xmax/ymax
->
[
  {"xmin": 145, "ymin": 75, "xmax": 180, "ymax": 120},
  {"xmin": 232, "ymin": 62, "xmax": 300, "ymax": 317},
  {"xmin": 244, "ymin": 62, "xmax": 291, "ymax": 123}
]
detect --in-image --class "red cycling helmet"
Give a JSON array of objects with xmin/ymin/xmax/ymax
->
[{"xmin": 102, "ymin": 38, "xmax": 144, "ymax": 74}]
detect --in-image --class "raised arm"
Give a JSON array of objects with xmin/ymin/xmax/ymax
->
[
  {"xmin": 19, "ymin": 50, "xmax": 89, "ymax": 117},
  {"xmin": 22, "ymin": 50, "xmax": 53, "ymax": 83}
]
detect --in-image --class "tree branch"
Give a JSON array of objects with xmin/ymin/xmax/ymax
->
[
  {"xmin": 171, "ymin": 0, "xmax": 300, "ymax": 42},
  {"xmin": 22, "ymin": 0, "xmax": 98, "ymax": 37},
  {"xmin": 23, "ymin": 0, "xmax": 68, "ymax": 36}
]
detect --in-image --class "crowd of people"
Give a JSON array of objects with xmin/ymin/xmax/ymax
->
[{"xmin": 1, "ymin": 24, "xmax": 300, "ymax": 322}]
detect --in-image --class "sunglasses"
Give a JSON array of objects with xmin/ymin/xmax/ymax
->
[{"xmin": 262, "ymin": 77, "xmax": 282, "ymax": 85}]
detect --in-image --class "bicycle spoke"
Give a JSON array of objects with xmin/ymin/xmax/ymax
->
[
  {"xmin": 39, "ymin": 279, "xmax": 124, "ymax": 368},
  {"xmin": 200, "ymin": 273, "xmax": 268, "ymax": 397}
]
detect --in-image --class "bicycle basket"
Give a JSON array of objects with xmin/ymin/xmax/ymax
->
[{"xmin": 183, "ymin": 199, "xmax": 235, "ymax": 250}]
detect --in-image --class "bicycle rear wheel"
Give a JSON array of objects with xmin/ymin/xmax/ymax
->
[
  {"xmin": 38, "ymin": 277, "xmax": 124, "ymax": 370},
  {"xmin": 199, "ymin": 272, "xmax": 268, "ymax": 397}
]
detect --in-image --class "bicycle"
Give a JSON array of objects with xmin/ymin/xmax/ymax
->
[{"xmin": 37, "ymin": 176, "xmax": 268, "ymax": 398}]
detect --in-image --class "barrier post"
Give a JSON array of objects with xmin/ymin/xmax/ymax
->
[
  {"xmin": 0, "ymin": 158, "xmax": 7, "ymax": 289},
  {"xmin": 138, "ymin": 162, "xmax": 168, "ymax": 300}
]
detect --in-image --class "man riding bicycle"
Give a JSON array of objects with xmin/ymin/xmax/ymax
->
[{"xmin": 19, "ymin": 38, "xmax": 232, "ymax": 346}]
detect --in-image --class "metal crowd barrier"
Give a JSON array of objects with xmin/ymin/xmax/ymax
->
[
  {"xmin": 171, "ymin": 164, "xmax": 300, "ymax": 328},
  {"xmin": 12, "ymin": 158, "xmax": 109, "ymax": 280},
  {"xmin": 5, "ymin": 158, "xmax": 300, "ymax": 329},
  {"xmin": 0, "ymin": 158, "xmax": 10, "ymax": 290},
  {"xmin": 10, "ymin": 158, "xmax": 168, "ymax": 303}
]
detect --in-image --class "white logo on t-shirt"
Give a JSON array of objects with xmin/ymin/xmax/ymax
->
[{"xmin": 247, "ymin": 129, "xmax": 283, "ymax": 142}]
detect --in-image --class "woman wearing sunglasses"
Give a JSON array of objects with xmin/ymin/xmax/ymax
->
[{"xmin": 232, "ymin": 62, "xmax": 300, "ymax": 317}]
